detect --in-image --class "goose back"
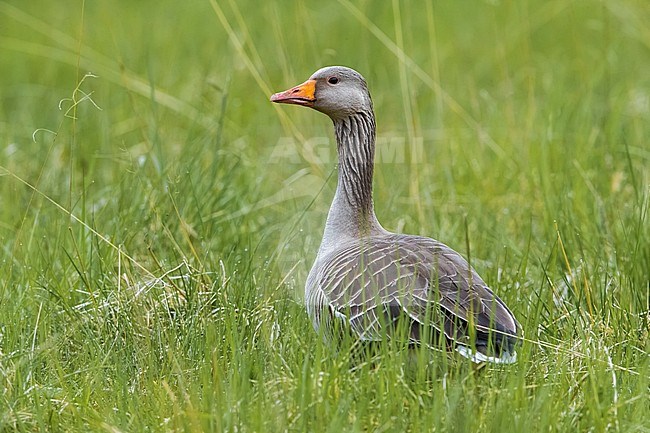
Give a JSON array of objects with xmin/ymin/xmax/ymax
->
[{"xmin": 306, "ymin": 234, "xmax": 519, "ymax": 363}]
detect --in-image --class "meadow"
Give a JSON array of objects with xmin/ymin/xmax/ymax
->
[{"xmin": 0, "ymin": 0, "xmax": 648, "ymax": 431}]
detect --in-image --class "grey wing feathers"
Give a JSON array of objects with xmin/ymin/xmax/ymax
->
[{"xmin": 310, "ymin": 234, "xmax": 520, "ymax": 361}]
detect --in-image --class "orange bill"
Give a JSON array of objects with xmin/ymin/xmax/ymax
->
[{"xmin": 270, "ymin": 79, "xmax": 316, "ymax": 107}]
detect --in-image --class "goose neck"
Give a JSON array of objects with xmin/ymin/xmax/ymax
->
[
  {"xmin": 333, "ymin": 111, "xmax": 376, "ymax": 214},
  {"xmin": 316, "ymin": 110, "xmax": 383, "ymax": 252}
]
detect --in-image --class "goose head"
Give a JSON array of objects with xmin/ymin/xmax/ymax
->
[{"xmin": 271, "ymin": 66, "xmax": 373, "ymax": 120}]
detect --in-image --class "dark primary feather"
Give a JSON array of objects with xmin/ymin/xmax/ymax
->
[{"xmin": 307, "ymin": 233, "xmax": 520, "ymax": 359}]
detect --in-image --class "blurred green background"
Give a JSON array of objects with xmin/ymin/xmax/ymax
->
[{"xmin": 1, "ymin": 0, "xmax": 648, "ymax": 431}]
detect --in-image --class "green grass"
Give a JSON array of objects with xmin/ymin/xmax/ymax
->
[{"xmin": 1, "ymin": 0, "xmax": 649, "ymax": 431}]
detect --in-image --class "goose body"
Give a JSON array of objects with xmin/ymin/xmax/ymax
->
[{"xmin": 271, "ymin": 66, "xmax": 520, "ymax": 363}]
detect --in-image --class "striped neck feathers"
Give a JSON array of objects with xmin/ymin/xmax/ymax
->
[{"xmin": 332, "ymin": 110, "xmax": 377, "ymax": 231}]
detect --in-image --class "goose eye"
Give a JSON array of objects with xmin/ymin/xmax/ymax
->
[{"xmin": 327, "ymin": 76, "xmax": 339, "ymax": 85}]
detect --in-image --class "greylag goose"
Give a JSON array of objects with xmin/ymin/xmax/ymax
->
[{"xmin": 271, "ymin": 66, "xmax": 520, "ymax": 364}]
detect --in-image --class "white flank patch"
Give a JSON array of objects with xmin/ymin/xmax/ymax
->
[{"xmin": 455, "ymin": 345, "xmax": 517, "ymax": 365}]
